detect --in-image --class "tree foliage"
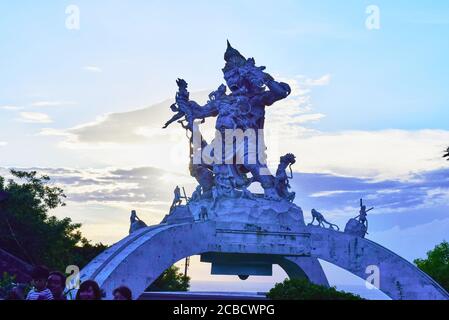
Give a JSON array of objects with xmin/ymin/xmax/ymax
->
[
  {"xmin": 0, "ymin": 170, "xmax": 106, "ymax": 272},
  {"xmin": 267, "ymin": 278, "xmax": 363, "ymax": 300},
  {"xmin": 0, "ymin": 272, "xmax": 17, "ymax": 299},
  {"xmin": 147, "ymin": 265, "xmax": 190, "ymax": 292},
  {"xmin": 414, "ymin": 241, "xmax": 449, "ymax": 292}
]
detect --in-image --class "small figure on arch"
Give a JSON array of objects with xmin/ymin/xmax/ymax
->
[
  {"xmin": 129, "ymin": 210, "xmax": 147, "ymax": 234},
  {"xmin": 309, "ymin": 209, "xmax": 340, "ymax": 231},
  {"xmin": 355, "ymin": 198, "xmax": 373, "ymax": 231}
]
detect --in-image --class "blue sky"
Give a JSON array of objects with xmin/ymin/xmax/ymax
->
[{"xmin": 1, "ymin": 1, "xmax": 449, "ymax": 298}]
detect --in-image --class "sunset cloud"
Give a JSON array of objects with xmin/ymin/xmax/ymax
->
[
  {"xmin": 18, "ymin": 112, "xmax": 52, "ymax": 123},
  {"xmin": 31, "ymin": 101, "xmax": 77, "ymax": 107}
]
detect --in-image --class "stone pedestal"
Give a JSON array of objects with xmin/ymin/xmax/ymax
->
[{"xmin": 344, "ymin": 218, "xmax": 367, "ymax": 238}]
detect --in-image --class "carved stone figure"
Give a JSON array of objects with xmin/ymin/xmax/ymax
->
[
  {"xmin": 344, "ymin": 199, "xmax": 373, "ymax": 238},
  {"xmin": 275, "ymin": 153, "xmax": 297, "ymax": 202},
  {"xmin": 163, "ymin": 41, "xmax": 292, "ymax": 201},
  {"xmin": 199, "ymin": 206, "xmax": 209, "ymax": 221},
  {"xmin": 189, "ymin": 185, "xmax": 203, "ymax": 203},
  {"xmin": 355, "ymin": 198, "xmax": 373, "ymax": 230},
  {"xmin": 129, "ymin": 210, "xmax": 147, "ymax": 234},
  {"xmin": 170, "ymin": 186, "xmax": 183, "ymax": 211},
  {"xmin": 309, "ymin": 209, "xmax": 340, "ymax": 231},
  {"xmin": 162, "ymin": 79, "xmax": 199, "ymax": 131}
]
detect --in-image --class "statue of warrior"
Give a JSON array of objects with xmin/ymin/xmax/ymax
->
[
  {"xmin": 164, "ymin": 41, "xmax": 292, "ymax": 200},
  {"xmin": 356, "ymin": 199, "xmax": 374, "ymax": 231}
]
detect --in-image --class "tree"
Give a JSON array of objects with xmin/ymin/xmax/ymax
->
[
  {"xmin": 0, "ymin": 170, "xmax": 106, "ymax": 272},
  {"xmin": 267, "ymin": 278, "xmax": 363, "ymax": 300},
  {"xmin": 0, "ymin": 272, "xmax": 17, "ymax": 299},
  {"xmin": 414, "ymin": 241, "xmax": 449, "ymax": 292},
  {"xmin": 147, "ymin": 266, "xmax": 190, "ymax": 292},
  {"xmin": 0, "ymin": 169, "xmax": 188, "ymax": 294}
]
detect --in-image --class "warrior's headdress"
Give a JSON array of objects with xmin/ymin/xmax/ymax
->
[{"xmin": 222, "ymin": 40, "xmax": 248, "ymax": 73}]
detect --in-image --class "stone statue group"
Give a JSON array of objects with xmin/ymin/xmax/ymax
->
[
  {"xmin": 163, "ymin": 41, "xmax": 295, "ymax": 203},
  {"xmin": 309, "ymin": 199, "xmax": 373, "ymax": 238},
  {"xmin": 130, "ymin": 42, "xmax": 374, "ymax": 238}
]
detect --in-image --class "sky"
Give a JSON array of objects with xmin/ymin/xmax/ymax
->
[{"xmin": 1, "ymin": 1, "xmax": 449, "ymax": 299}]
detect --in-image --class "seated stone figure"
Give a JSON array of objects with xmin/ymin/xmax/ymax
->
[
  {"xmin": 274, "ymin": 153, "xmax": 296, "ymax": 202},
  {"xmin": 189, "ymin": 186, "xmax": 203, "ymax": 203},
  {"xmin": 129, "ymin": 210, "xmax": 147, "ymax": 234}
]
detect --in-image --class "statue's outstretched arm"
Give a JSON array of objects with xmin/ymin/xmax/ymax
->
[
  {"xmin": 163, "ymin": 112, "xmax": 185, "ymax": 129},
  {"xmin": 174, "ymin": 78, "xmax": 218, "ymax": 120},
  {"xmin": 193, "ymin": 101, "xmax": 218, "ymax": 119}
]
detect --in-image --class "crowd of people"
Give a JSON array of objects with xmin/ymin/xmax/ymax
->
[{"xmin": 5, "ymin": 265, "xmax": 132, "ymax": 301}]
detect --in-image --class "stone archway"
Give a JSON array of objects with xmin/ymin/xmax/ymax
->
[{"xmin": 80, "ymin": 222, "xmax": 449, "ymax": 300}]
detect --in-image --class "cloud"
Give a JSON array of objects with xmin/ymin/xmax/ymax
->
[
  {"xmin": 280, "ymin": 129, "xmax": 449, "ymax": 180},
  {"xmin": 0, "ymin": 141, "xmax": 7, "ymax": 147},
  {"xmin": 294, "ymin": 113, "xmax": 326, "ymax": 124},
  {"xmin": 46, "ymin": 77, "xmax": 326, "ymax": 145},
  {"xmin": 292, "ymin": 168, "xmax": 449, "ymax": 216},
  {"xmin": 1, "ymin": 105, "xmax": 23, "ymax": 111},
  {"xmin": 304, "ymin": 74, "xmax": 332, "ymax": 86},
  {"xmin": 2, "ymin": 165, "xmax": 448, "ymax": 250},
  {"xmin": 32, "ymin": 76, "xmax": 449, "ymax": 181},
  {"xmin": 38, "ymin": 128, "xmax": 72, "ymax": 137},
  {"xmin": 32, "ymin": 77, "xmax": 329, "ymax": 171},
  {"xmin": 83, "ymin": 66, "xmax": 102, "ymax": 73},
  {"xmin": 18, "ymin": 112, "xmax": 52, "ymax": 123},
  {"xmin": 64, "ymin": 91, "xmax": 209, "ymax": 145},
  {"xmin": 31, "ymin": 101, "xmax": 77, "ymax": 107},
  {"xmin": 0, "ymin": 166, "xmax": 195, "ymax": 206},
  {"xmin": 3, "ymin": 165, "xmax": 447, "ymax": 220}
]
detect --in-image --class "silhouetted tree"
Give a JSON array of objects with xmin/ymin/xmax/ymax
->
[
  {"xmin": 414, "ymin": 241, "xmax": 449, "ymax": 292},
  {"xmin": 267, "ymin": 278, "xmax": 363, "ymax": 300},
  {"xmin": 147, "ymin": 266, "xmax": 190, "ymax": 292},
  {"xmin": 0, "ymin": 170, "xmax": 106, "ymax": 271}
]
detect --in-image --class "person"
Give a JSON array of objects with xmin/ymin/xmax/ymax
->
[
  {"xmin": 75, "ymin": 280, "xmax": 102, "ymax": 300},
  {"xmin": 113, "ymin": 286, "xmax": 132, "ymax": 300},
  {"xmin": 26, "ymin": 265, "xmax": 54, "ymax": 300},
  {"xmin": 6, "ymin": 284, "xmax": 26, "ymax": 300},
  {"xmin": 47, "ymin": 271, "xmax": 67, "ymax": 300}
]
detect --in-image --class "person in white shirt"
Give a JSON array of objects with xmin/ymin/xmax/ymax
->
[{"xmin": 26, "ymin": 266, "xmax": 54, "ymax": 300}]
